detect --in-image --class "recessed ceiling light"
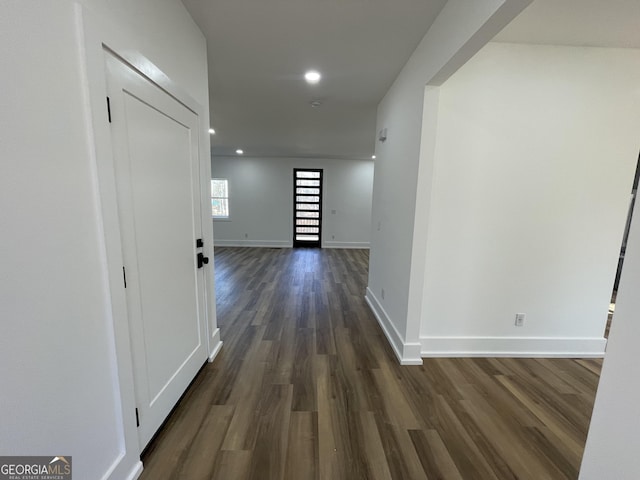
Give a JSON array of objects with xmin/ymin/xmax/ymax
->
[
  {"xmin": 209, "ymin": 128, "xmax": 216, "ymax": 134},
  {"xmin": 310, "ymin": 100, "xmax": 322, "ymax": 108},
  {"xmin": 371, "ymin": 155, "xmax": 376, "ymax": 159},
  {"xmin": 304, "ymin": 70, "xmax": 321, "ymax": 84},
  {"xmin": 235, "ymin": 149, "xmax": 244, "ymax": 155}
]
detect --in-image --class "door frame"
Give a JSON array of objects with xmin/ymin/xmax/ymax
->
[
  {"xmin": 78, "ymin": 5, "xmax": 221, "ymax": 475},
  {"xmin": 105, "ymin": 52, "xmax": 209, "ymax": 448},
  {"xmin": 293, "ymin": 168, "xmax": 323, "ymax": 248}
]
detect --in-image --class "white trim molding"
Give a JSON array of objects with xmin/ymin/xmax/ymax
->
[
  {"xmin": 213, "ymin": 240, "xmax": 291, "ymax": 248},
  {"xmin": 208, "ymin": 328, "xmax": 223, "ymax": 363},
  {"xmin": 420, "ymin": 336, "xmax": 607, "ymax": 358},
  {"xmin": 365, "ymin": 287, "xmax": 423, "ymax": 365},
  {"xmin": 124, "ymin": 462, "xmax": 143, "ymax": 480},
  {"xmin": 323, "ymin": 241, "xmax": 370, "ymax": 249},
  {"xmin": 213, "ymin": 240, "xmax": 370, "ymax": 249},
  {"xmin": 101, "ymin": 456, "xmax": 142, "ymax": 480}
]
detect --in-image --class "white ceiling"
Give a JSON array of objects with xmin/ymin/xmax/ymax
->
[
  {"xmin": 182, "ymin": 0, "xmax": 640, "ymax": 160},
  {"xmin": 494, "ymin": 0, "xmax": 640, "ymax": 48},
  {"xmin": 181, "ymin": 0, "xmax": 448, "ymax": 159}
]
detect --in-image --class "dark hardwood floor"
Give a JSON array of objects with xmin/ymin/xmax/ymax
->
[{"xmin": 139, "ymin": 247, "xmax": 602, "ymax": 479}]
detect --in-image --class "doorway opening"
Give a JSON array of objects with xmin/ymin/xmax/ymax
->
[
  {"xmin": 293, "ymin": 169, "xmax": 323, "ymax": 248},
  {"xmin": 607, "ymin": 152, "xmax": 640, "ymax": 337}
]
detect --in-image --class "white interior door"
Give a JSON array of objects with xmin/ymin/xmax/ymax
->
[{"xmin": 105, "ymin": 53, "xmax": 208, "ymax": 449}]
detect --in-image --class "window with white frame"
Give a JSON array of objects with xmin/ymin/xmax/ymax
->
[{"xmin": 211, "ymin": 178, "xmax": 229, "ymax": 219}]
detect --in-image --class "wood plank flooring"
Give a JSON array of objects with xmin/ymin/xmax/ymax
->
[{"xmin": 139, "ymin": 247, "xmax": 602, "ymax": 480}]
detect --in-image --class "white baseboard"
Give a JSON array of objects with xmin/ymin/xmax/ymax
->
[
  {"xmin": 213, "ymin": 239, "xmax": 291, "ymax": 248},
  {"xmin": 208, "ymin": 328, "xmax": 223, "ymax": 362},
  {"xmin": 365, "ymin": 287, "xmax": 422, "ymax": 365},
  {"xmin": 126, "ymin": 462, "xmax": 144, "ymax": 480},
  {"xmin": 213, "ymin": 240, "xmax": 370, "ymax": 249},
  {"xmin": 104, "ymin": 459, "xmax": 143, "ymax": 480},
  {"xmin": 323, "ymin": 241, "xmax": 370, "ymax": 249},
  {"xmin": 420, "ymin": 335, "xmax": 607, "ymax": 358}
]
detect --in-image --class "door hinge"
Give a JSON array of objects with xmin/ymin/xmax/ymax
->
[
  {"xmin": 135, "ymin": 407, "xmax": 140, "ymax": 428},
  {"xmin": 106, "ymin": 96, "xmax": 112, "ymax": 123},
  {"xmin": 122, "ymin": 266, "xmax": 127, "ymax": 288}
]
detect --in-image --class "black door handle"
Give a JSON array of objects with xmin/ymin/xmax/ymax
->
[{"xmin": 197, "ymin": 252, "xmax": 209, "ymax": 268}]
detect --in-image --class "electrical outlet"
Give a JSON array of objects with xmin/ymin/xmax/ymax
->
[
  {"xmin": 244, "ymin": 233, "xmax": 248, "ymax": 239},
  {"xmin": 381, "ymin": 288, "xmax": 385, "ymax": 299},
  {"xmin": 515, "ymin": 313, "xmax": 525, "ymax": 327},
  {"xmin": 331, "ymin": 235, "xmax": 335, "ymax": 240},
  {"xmin": 377, "ymin": 221, "xmax": 381, "ymax": 231}
]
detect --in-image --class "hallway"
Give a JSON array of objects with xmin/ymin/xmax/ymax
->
[{"xmin": 140, "ymin": 247, "xmax": 601, "ymax": 479}]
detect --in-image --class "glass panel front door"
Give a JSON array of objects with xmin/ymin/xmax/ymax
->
[{"xmin": 293, "ymin": 169, "xmax": 322, "ymax": 247}]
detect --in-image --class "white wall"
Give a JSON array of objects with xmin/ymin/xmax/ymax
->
[
  {"xmin": 366, "ymin": 0, "xmax": 530, "ymax": 364},
  {"xmin": 0, "ymin": 2, "xmax": 211, "ymax": 479},
  {"xmin": 579, "ymin": 180, "xmax": 640, "ymax": 478},
  {"xmin": 420, "ymin": 43, "xmax": 640, "ymax": 356},
  {"xmin": 211, "ymin": 156, "xmax": 373, "ymax": 248}
]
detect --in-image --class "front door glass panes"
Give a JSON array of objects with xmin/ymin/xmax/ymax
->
[{"xmin": 293, "ymin": 169, "xmax": 322, "ymax": 247}]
